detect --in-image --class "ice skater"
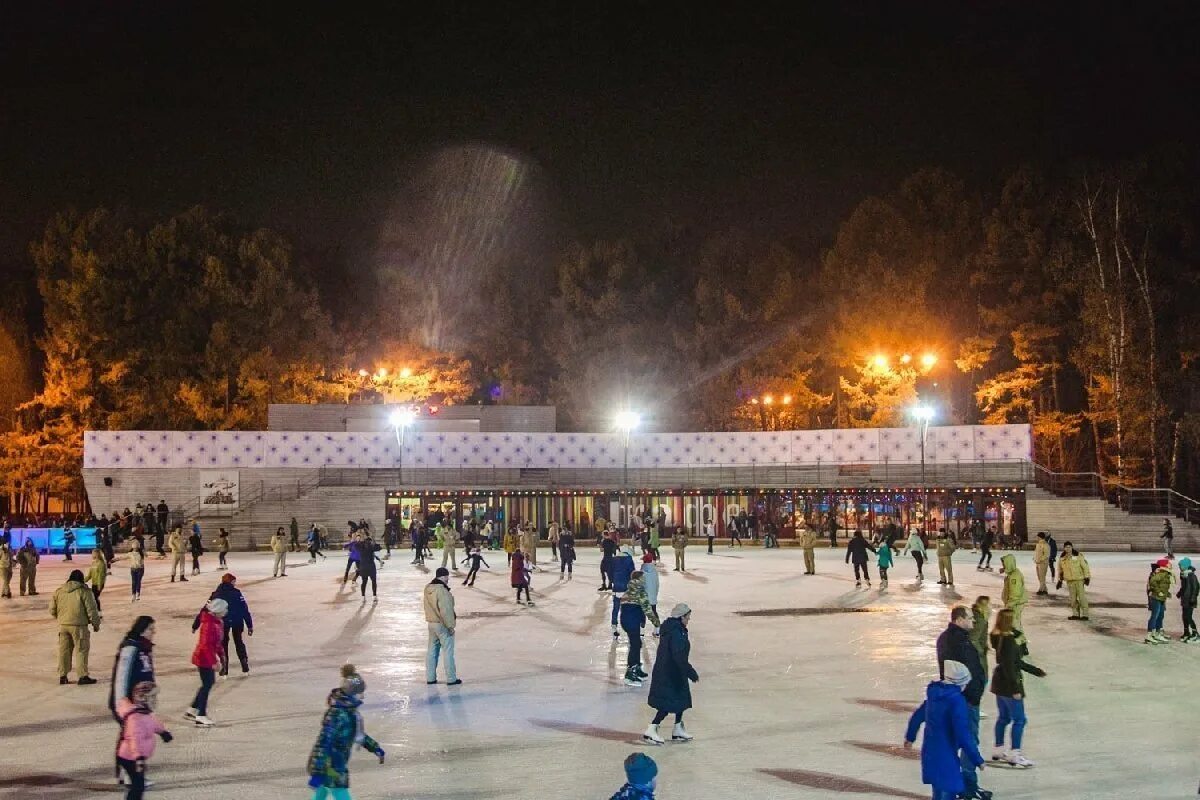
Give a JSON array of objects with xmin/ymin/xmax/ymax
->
[
  {"xmin": 128, "ymin": 540, "xmax": 145, "ymax": 601},
  {"xmin": 186, "ymin": 598, "xmax": 226, "ymax": 726},
  {"xmin": 876, "ymin": 539, "xmax": 893, "ymax": 589},
  {"xmin": 342, "ymin": 533, "xmax": 362, "ymax": 584},
  {"xmin": 620, "ymin": 571, "xmax": 658, "ymax": 686},
  {"xmin": 87, "ymin": 548, "xmax": 108, "ymax": 612},
  {"xmin": 641, "ymin": 553, "xmax": 660, "ymax": 632},
  {"xmin": 845, "ymin": 529, "xmax": 876, "ymax": 587},
  {"xmin": 306, "ymin": 664, "xmax": 385, "ymax": 800},
  {"xmin": 214, "ymin": 528, "xmax": 230, "ymax": 570},
  {"xmin": 1145, "ymin": 558, "xmax": 1174, "ymax": 644},
  {"xmin": 642, "ymin": 603, "xmax": 698, "ymax": 744},
  {"xmin": 559, "ymin": 527, "xmax": 576, "ymax": 578},
  {"xmin": 167, "ymin": 527, "xmax": 187, "ymax": 583},
  {"xmin": 503, "ymin": 524, "xmax": 518, "ymax": 566},
  {"xmin": 307, "ymin": 524, "xmax": 326, "ymax": 563},
  {"xmin": 977, "ymin": 527, "xmax": 995, "ymax": 571},
  {"xmin": 423, "ymin": 568, "xmax": 461, "ymax": 686},
  {"xmin": 903, "ymin": 659, "xmax": 985, "ymax": 800},
  {"xmin": 511, "ymin": 549, "xmax": 533, "ymax": 605},
  {"xmin": 1177, "ymin": 558, "xmax": 1199, "ymax": 642},
  {"xmin": 188, "ymin": 526, "xmax": 204, "ymax": 576},
  {"xmin": 194, "ymin": 574, "xmax": 254, "ymax": 675},
  {"xmin": 903, "ymin": 528, "xmax": 927, "ymax": 580},
  {"xmin": 989, "ymin": 608, "xmax": 1046, "ymax": 767},
  {"xmin": 1000, "ymin": 554, "xmax": 1028, "ymax": 634},
  {"xmin": 357, "ymin": 538, "xmax": 379, "ymax": 602},
  {"xmin": 462, "ymin": 546, "xmax": 489, "ymax": 586},
  {"xmin": 599, "ymin": 527, "xmax": 619, "ymax": 590},
  {"xmin": 115, "ymin": 681, "xmax": 172, "ymax": 800},
  {"xmin": 609, "ymin": 546, "xmax": 636, "ymax": 637}
]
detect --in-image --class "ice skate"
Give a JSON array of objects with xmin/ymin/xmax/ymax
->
[
  {"xmin": 1004, "ymin": 750, "xmax": 1034, "ymax": 768},
  {"xmin": 624, "ymin": 675, "xmax": 643, "ymax": 687},
  {"xmin": 193, "ymin": 714, "xmax": 216, "ymax": 727},
  {"xmin": 183, "ymin": 708, "xmax": 198, "ymax": 721},
  {"xmin": 1144, "ymin": 633, "xmax": 1161, "ymax": 644},
  {"xmin": 880, "ymin": 580, "xmax": 888, "ymax": 589},
  {"xmin": 636, "ymin": 665, "xmax": 649, "ymax": 679},
  {"xmin": 1152, "ymin": 630, "xmax": 1169, "ymax": 642},
  {"xmin": 991, "ymin": 747, "xmax": 1007, "ymax": 762},
  {"xmin": 642, "ymin": 724, "xmax": 665, "ymax": 745},
  {"xmin": 671, "ymin": 722, "xmax": 694, "ymax": 742},
  {"xmin": 855, "ymin": 580, "xmax": 861, "ymax": 587}
]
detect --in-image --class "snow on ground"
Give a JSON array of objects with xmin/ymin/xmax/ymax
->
[{"xmin": 0, "ymin": 545, "xmax": 1195, "ymax": 799}]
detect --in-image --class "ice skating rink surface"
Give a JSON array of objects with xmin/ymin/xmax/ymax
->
[{"xmin": 0, "ymin": 546, "xmax": 1194, "ymax": 799}]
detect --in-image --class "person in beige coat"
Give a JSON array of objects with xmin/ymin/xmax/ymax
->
[
  {"xmin": 1032, "ymin": 532, "xmax": 1051, "ymax": 595},
  {"xmin": 0, "ymin": 540, "xmax": 13, "ymax": 599},
  {"xmin": 672, "ymin": 528, "xmax": 689, "ymax": 572},
  {"xmin": 798, "ymin": 527, "xmax": 817, "ymax": 575},
  {"xmin": 520, "ymin": 522, "xmax": 538, "ymax": 569},
  {"xmin": 270, "ymin": 528, "xmax": 288, "ymax": 577},
  {"xmin": 168, "ymin": 527, "xmax": 188, "ymax": 582},
  {"xmin": 51, "ymin": 569, "xmax": 101, "ymax": 684},
  {"xmin": 440, "ymin": 522, "xmax": 460, "ymax": 572},
  {"xmin": 423, "ymin": 567, "xmax": 461, "ymax": 685}
]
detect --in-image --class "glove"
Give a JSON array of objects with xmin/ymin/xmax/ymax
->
[
  {"xmin": 376, "ymin": 747, "xmax": 386, "ymax": 764},
  {"xmin": 159, "ymin": 731, "xmax": 174, "ymax": 743},
  {"xmin": 1084, "ymin": 578, "xmax": 1090, "ymax": 586},
  {"xmin": 308, "ymin": 775, "xmax": 324, "ymax": 789}
]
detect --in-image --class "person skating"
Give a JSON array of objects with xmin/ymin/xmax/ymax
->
[
  {"xmin": 214, "ymin": 528, "xmax": 230, "ymax": 570},
  {"xmin": 1161, "ymin": 518, "xmax": 1174, "ymax": 558},
  {"xmin": 548, "ymin": 519, "xmax": 561, "ymax": 562},
  {"xmin": 0, "ymin": 538, "xmax": 12, "ymax": 599},
  {"xmin": 1032, "ymin": 532, "xmax": 1050, "ymax": 595},
  {"xmin": 643, "ymin": 603, "xmax": 699, "ymax": 745},
  {"xmin": 167, "ymin": 527, "xmax": 187, "ymax": 582},
  {"xmin": 990, "ymin": 607, "xmax": 1046, "ymax": 767},
  {"xmin": 671, "ymin": 527, "xmax": 688, "ymax": 572},
  {"xmin": 110, "ymin": 616, "xmax": 157, "ymax": 723},
  {"xmin": 903, "ymin": 528, "xmax": 927, "ymax": 580},
  {"xmin": 306, "ymin": 664, "xmax": 385, "ymax": 800},
  {"xmin": 610, "ymin": 546, "xmax": 637, "ymax": 638},
  {"xmin": 442, "ymin": 521, "xmax": 461, "ymax": 572},
  {"xmin": 641, "ymin": 553, "xmax": 660, "ymax": 632},
  {"xmin": 503, "ymin": 524, "xmax": 518, "ymax": 566},
  {"xmin": 17, "ymin": 538, "xmax": 39, "ymax": 595},
  {"xmin": 115, "ymin": 681, "xmax": 173, "ymax": 800},
  {"xmin": 935, "ymin": 529, "xmax": 956, "ymax": 586},
  {"xmin": 128, "ymin": 540, "xmax": 145, "ymax": 602},
  {"xmin": 341, "ymin": 533, "xmax": 362, "ymax": 584},
  {"xmin": 193, "ymin": 574, "xmax": 254, "ymax": 675},
  {"xmin": 289, "ymin": 516, "xmax": 301, "ymax": 553},
  {"xmin": 599, "ymin": 528, "xmax": 619, "ymax": 590},
  {"xmin": 270, "ymin": 527, "xmax": 288, "ymax": 577},
  {"xmin": 845, "ymin": 530, "xmax": 876, "ymax": 587},
  {"xmin": 559, "ymin": 528, "xmax": 576, "ymax": 578},
  {"xmin": 1056, "ymin": 542, "xmax": 1091, "ymax": 620},
  {"xmin": 186, "ymin": 598, "xmax": 226, "ymax": 726},
  {"xmin": 511, "ymin": 549, "xmax": 533, "ymax": 605},
  {"xmin": 620, "ymin": 571, "xmax": 659, "ymax": 686},
  {"xmin": 1177, "ymin": 558, "xmax": 1199, "ymax": 642},
  {"xmin": 462, "ymin": 546, "xmax": 489, "ymax": 586},
  {"xmin": 423, "ymin": 567, "xmax": 461, "ymax": 685},
  {"xmin": 798, "ymin": 526, "xmax": 817, "ymax": 574},
  {"xmin": 936, "ymin": 606, "xmax": 992, "ymax": 800},
  {"xmin": 51, "ymin": 568, "xmax": 102, "ymax": 685},
  {"xmin": 520, "ymin": 522, "xmax": 538, "ymax": 570},
  {"xmin": 1000, "ymin": 553, "xmax": 1028, "ymax": 633},
  {"xmin": 357, "ymin": 537, "xmax": 379, "ymax": 601},
  {"xmin": 703, "ymin": 519, "xmax": 715, "ymax": 555},
  {"xmin": 87, "ymin": 548, "xmax": 108, "ymax": 612},
  {"xmin": 877, "ymin": 540, "xmax": 894, "ymax": 589},
  {"xmin": 188, "ymin": 526, "xmax": 204, "ymax": 576},
  {"xmin": 903, "ymin": 659, "xmax": 986, "ymax": 800},
  {"xmin": 308, "ymin": 524, "xmax": 326, "ymax": 563},
  {"xmin": 1145, "ymin": 558, "xmax": 1174, "ymax": 644},
  {"xmin": 647, "ymin": 520, "xmax": 661, "ymax": 563},
  {"xmin": 62, "ymin": 526, "xmax": 76, "ymax": 561},
  {"xmin": 609, "ymin": 753, "xmax": 658, "ymax": 800},
  {"xmin": 1045, "ymin": 533, "xmax": 1058, "ymax": 584},
  {"xmin": 977, "ymin": 527, "xmax": 995, "ymax": 571},
  {"xmin": 729, "ymin": 514, "xmax": 743, "ymax": 547}
]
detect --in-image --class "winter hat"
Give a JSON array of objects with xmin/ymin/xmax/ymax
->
[
  {"xmin": 221, "ymin": 573, "xmax": 237, "ymax": 584},
  {"xmin": 669, "ymin": 602, "xmax": 692, "ymax": 619},
  {"xmin": 943, "ymin": 660, "xmax": 971, "ymax": 687},
  {"xmin": 642, "ymin": 552, "xmax": 655, "ymax": 563},
  {"xmin": 340, "ymin": 663, "xmax": 366, "ymax": 695},
  {"xmin": 435, "ymin": 567, "xmax": 450, "ymax": 578},
  {"xmin": 68, "ymin": 569, "xmax": 85, "ymax": 583},
  {"xmin": 1156, "ymin": 558, "xmax": 1170, "ymax": 568},
  {"xmin": 623, "ymin": 752, "xmax": 658, "ymax": 786},
  {"xmin": 206, "ymin": 598, "xmax": 229, "ymax": 617},
  {"xmin": 621, "ymin": 546, "xmax": 635, "ymax": 558},
  {"xmin": 1179, "ymin": 558, "xmax": 1193, "ymax": 571}
]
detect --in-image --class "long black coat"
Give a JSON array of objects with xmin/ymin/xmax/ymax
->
[{"xmin": 647, "ymin": 617, "xmax": 698, "ymax": 713}]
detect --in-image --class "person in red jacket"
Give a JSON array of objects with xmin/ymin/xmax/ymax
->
[
  {"xmin": 186, "ymin": 598, "xmax": 226, "ymax": 727},
  {"xmin": 511, "ymin": 550, "xmax": 533, "ymax": 605}
]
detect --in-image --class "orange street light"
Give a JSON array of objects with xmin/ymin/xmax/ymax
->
[
  {"xmin": 357, "ymin": 369, "xmax": 369, "ymax": 377},
  {"xmin": 921, "ymin": 353, "xmax": 938, "ymax": 369},
  {"xmin": 400, "ymin": 367, "xmax": 413, "ymax": 378},
  {"xmin": 871, "ymin": 354, "xmax": 889, "ymax": 370},
  {"xmin": 750, "ymin": 398, "xmax": 760, "ymax": 405},
  {"xmin": 763, "ymin": 394, "xmax": 774, "ymax": 405},
  {"xmin": 899, "ymin": 353, "xmax": 912, "ymax": 365},
  {"xmin": 377, "ymin": 367, "xmax": 388, "ymax": 378},
  {"xmin": 782, "ymin": 395, "xmax": 793, "ymax": 405}
]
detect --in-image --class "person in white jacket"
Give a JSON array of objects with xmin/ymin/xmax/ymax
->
[
  {"xmin": 902, "ymin": 528, "xmax": 927, "ymax": 580},
  {"xmin": 641, "ymin": 553, "xmax": 661, "ymax": 635}
]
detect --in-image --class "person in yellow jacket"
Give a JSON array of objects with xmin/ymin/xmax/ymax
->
[
  {"xmin": 50, "ymin": 569, "xmax": 101, "ymax": 684},
  {"xmin": 167, "ymin": 527, "xmax": 188, "ymax": 582},
  {"xmin": 17, "ymin": 539, "xmax": 40, "ymax": 596},
  {"xmin": 798, "ymin": 527, "xmax": 817, "ymax": 575},
  {"xmin": 503, "ymin": 525, "xmax": 519, "ymax": 565},
  {"xmin": 85, "ymin": 549, "xmax": 107, "ymax": 612},
  {"xmin": 1000, "ymin": 553, "xmax": 1028, "ymax": 633},
  {"xmin": 935, "ymin": 530, "xmax": 956, "ymax": 586},
  {"xmin": 519, "ymin": 522, "xmax": 538, "ymax": 569},
  {"xmin": 1056, "ymin": 542, "xmax": 1091, "ymax": 621},
  {"xmin": 1032, "ymin": 533, "xmax": 1051, "ymax": 595},
  {"xmin": 0, "ymin": 540, "xmax": 13, "ymax": 599},
  {"xmin": 270, "ymin": 528, "xmax": 288, "ymax": 577},
  {"xmin": 671, "ymin": 528, "xmax": 689, "ymax": 572}
]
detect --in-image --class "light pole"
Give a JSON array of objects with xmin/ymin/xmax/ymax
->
[
  {"xmin": 615, "ymin": 411, "xmax": 640, "ymax": 533},
  {"xmin": 911, "ymin": 405, "xmax": 935, "ymax": 534},
  {"xmin": 389, "ymin": 409, "xmax": 417, "ymax": 488}
]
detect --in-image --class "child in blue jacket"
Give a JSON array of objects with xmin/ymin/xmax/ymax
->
[{"xmin": 904, "ymin": 659, "xmax": 985, "ymax": 800}]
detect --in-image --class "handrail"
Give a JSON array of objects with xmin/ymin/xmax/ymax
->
[{"xmin": 1033, "ymin": 462, "xmax": 1200, "ymax": 525}]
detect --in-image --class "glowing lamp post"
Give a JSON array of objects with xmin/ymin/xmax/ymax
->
[
  {"xmin": 911, "ymin": 405, "xmax": 935, "ymax": 532},
  {"xmin": 389, "ymin": 409, "xmax": 417, "ymax": 487},
  {"xmin": 615, "ymin": 411, "xmax": 640, "ymax": 531}
]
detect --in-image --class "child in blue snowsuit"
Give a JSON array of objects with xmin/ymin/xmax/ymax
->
[
  {"xmin": 904, "ymin": 659, "xmax": 985, "ymax": 800},
  {"xmin": 307, "ymin": 664, "xmax": 384, "ymax": 799}
]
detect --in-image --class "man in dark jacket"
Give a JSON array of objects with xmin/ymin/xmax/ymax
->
[
  {"xmin": 193, "ymin": 574, "xmax": 254, "ymax": 675},
  {"xmin": 936, "ymin": 606, "xmax": 992, "ymax": 800},
  {"xmin": 845, "ymin": 530, "xmax": 877, "ymax": 587}
]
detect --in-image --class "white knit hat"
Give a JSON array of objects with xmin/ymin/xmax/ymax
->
[
  {"xmin": 943, "ymin": 659, "xmax": 971, "ymax": 686},
  {"xmin": 206, "ymin": 598, "xmax": 229, "ymax": 617}
]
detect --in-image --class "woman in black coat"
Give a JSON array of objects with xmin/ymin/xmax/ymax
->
[{"xmin": 643, "ymin": 603, "xmax": 699, "ymax": 746}]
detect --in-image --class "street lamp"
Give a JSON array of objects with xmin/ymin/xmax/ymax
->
[
  {"xmin": 911, "ymin": 405, "xmax": 935, "ymax": 535},
  {"xmin": 615, "ymin": 411, "xmax": 640, "ymax": 531},
  {"xmin": 389, "ymin": 409, "xmax": 417, "ymax": 487}
]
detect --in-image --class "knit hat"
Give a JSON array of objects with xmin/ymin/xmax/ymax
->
[
  {"xmin": 340, "ymin": 663, "xmax": 366, "ymax": 695},
  {"xmin": 622, "ymin": 546, "xmax": 635, "ymax": 558},
  {"xmin": 642, "ymin": 552, "xmax": 655, "ymax": 563},
  {"xmin": 435, "ymin": 567, "xmax": 450, "ymax": 578},
  {"xmin": 1180, "ymin": 557, "xmax": 1193, "ymax": 571},
  {"xmin": 943, "ymin": 659, "xmax": 971, "ymax": 687},
  {"xmin": 221, "ymin": 573, "xmax": 237, "ymax": 584},
  {"xmin": 623, "ymin": 752, "xmax": 658, "ymax": 786},
  {"xmin": 68, "ymin": 569, "xmax": 85, "ymax": 583},
  {"xmin": 206, "ymin": 598, "xmax": 229, "ymax": 617},
  {"xmin": 1156, "ymin": 558, "xmax": 1170, "ymax": 568},
  {"xmin": 669, "ymin": 603, "xmax": 692, "ymax": 619}
]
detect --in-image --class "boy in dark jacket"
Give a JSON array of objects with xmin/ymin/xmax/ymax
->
[
  {"xmin": 845, "ymin": 530, "xmax": 877, "ymax": 587},
  {"xmin": 1177, "ymin": 557, "xmax": 1199, "ymax": 642},
  {"xmin": 192, "ymin": 574, "xmax": 254, "ymax": 676}
]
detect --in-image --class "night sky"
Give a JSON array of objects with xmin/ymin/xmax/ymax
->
[{"xmin": 3, "ymin": 3, "xmax": 1198, "ymax": 292}]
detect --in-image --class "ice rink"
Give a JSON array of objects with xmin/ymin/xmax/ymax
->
[{"xmin": 0, "ymin": 543, "xmax": 1195, "ymax": 799}]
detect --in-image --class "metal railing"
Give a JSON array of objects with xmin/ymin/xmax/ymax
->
[{"xmin": 1033, "ymin": 463, "xmax": 1200, "ymax": 526}]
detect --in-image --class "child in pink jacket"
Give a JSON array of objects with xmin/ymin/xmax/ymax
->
[{"xmin": 115, "ymin": 681, "xmax": 172, "ymax": 799}]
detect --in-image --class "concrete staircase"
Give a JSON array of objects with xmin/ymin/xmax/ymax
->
[
  {"xmin": 197, "ymin": 485, "xmax": 386, "ymax": 551},
  {"xmin": 1026, "ymin": 485, "xmax": 1199, "ymax": 553}
]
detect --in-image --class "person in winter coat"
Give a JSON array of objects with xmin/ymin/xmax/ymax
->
[
  {"xmin": 0, "ymin": 539, "xmax": 12, "ymax": 598},
  {"xmin": 970, "ymin": 597, "xmax": 991, "ymax": 676},
  {"xmin": 990, "ymin": 608, "xmax": 1046, "ymax": 767},
  {"xmin": 547, "ymin": 520, "xmax": 561, "ymax": 561},
  {"xmin": 187, "ymin": 598, "xmax": 226, "ymax": 726},
  {"xmin": 192, "ymin": 574, "xmax": 254, "ymax": 674},
  {"xmin": 558, "ymin": 528, "xmax": 577, "ymax": 577},
  {"xmin": 442, "ymin": 522, "xmax": 462, "ymax": 571},
  {"xmin": 599, "ymin": 529, "xmax": 620, "ymax": 590},
  {"xmin": 510, "ymin": 549, "xmax": 533, "ymax": 605},
  {"xmin": 51, "ymin": 569, "xmax": 102, "ymax": 684},
  {"xmin": 214, "ymin": 529, "xmax": 230, "ymax": 570},
  {"xmin": 270, "ymin": 528, "xmax": 288, "ymax": 578},
  {"xmin": 876, "ymin": 542, "xmax": 894, "ymax": 589},
  {"xmin": 308, "ymin": 525, "xmax": 326, "ymax": 563},
  {"xmin": 1056, "ymin": 542, "xmax": 1090, "ymax": 620},
  {"xmin": 620, "ymin": 572, "xmax": 660, "ymax": 686},
  {"xmin": 128, "ymin": 541, "xmax": 145, "ymax": 601},
  {"xmin": 647, "ymin": 522, "xmax": 661, "ymax": 562},
  {"xmin": 1000, "ymin": 553, "xmax": 1028, "ymax": 633},
  {"xmin": 845, "ymin": 530, "xmax": 877, "ymax": 587},
  {"xmin": 610, "ymin": 752, "xmax": 658, "ymax": 800},
  {"xmin": 609, "ymin": 546, "xmax": 637, "ymax": 637},
  {"xmin": 167, "ymin": 528, "xmax": 187, "ymax": 583},
  {"xmin": 503, "ymin": 525, "xmax": 519, "ymax": 565},
  {"xmin": 1161, "ymin": 518, "xmax": 1174, "ymax": 557},
  {"xmin": 643, "ymin": 603, "xmax": 699, "ymax": 745},
  {"xmin": 671, "ymin": 527, "xmax": 689, "ymax": 572},
  {"xmin": 903, "ymin": 529, "xmax": 927, "ymax": 580},
  {"xmin": 462, "ymin": 547, "xmax": 490, "ymax": 586},
  {"xmin": 307, "ymin": 664, "xmax": 385, "ymax": 799},
  {"xmin": 423, "ymin": 568, "xmax": 461, "ymax": 685},
  {"xmin": 798, "ymin": 527, "xmax": 817, "ymax": 575},
  {"xmin": 17, "ymin": 538, "xmax": 39, "ymax": 595},
  {"xmin": 289, "ymin": 517, "xmax": 301, "ymax": 553},
  {"xmin": 935, "ymin": 530, "xmax": 956, "ymax": 586},
  {"xmin": 356, "ymin": 538, "xmax": 379, "ymax": 601},
  {"xmin": 115, "ymin": 681, "xmax": 172, "ymax": 800},
  {"xmin": 519, "ymin": 523, "xmax": 537, "ymax": 569},
  {"xmin": 110, "ymin": 616, "xmax": 157, "ymax": 721},
  {"xmin": 640, "ymin": 553, "xmax": 661, "ymax": 631},
  {"xmin": 935, "ymin": 606, "xmax": 990, "ymax": 800},
  {"xmin": 1177, "ymin": 558, "xmax": 1199, "ymax": 643},
  {"xmin": 977, "ymin": 527, "xmax": 995, "ymax": 571},
  {"xmin": 62, "ymin": 526, "xmax": 76, "ymax": 560},
  {"xmin": 1145, "ymin": 558, "xmax": 1174, "ymax": 644},
  {"xmin": 1032, "ymin": 533, "xmax": 1050, "ymax": 594},
  {"xmin": 342, "ymin": 534, "xmax": 362, "ymax": 584},
  {"xmin": 87, "ymin": 549, "xmax": 108, "ymax": 612},
  {"xmin": 903, "ymin": 659, "xmax": 986, "ymax": 800}
]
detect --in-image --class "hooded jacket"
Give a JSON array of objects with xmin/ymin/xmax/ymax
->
[
  {"xmin": 1178, "ymin": 568, "xmax": 1199, "ymax": 608},
  {"xmin": 1000, "ymin": 554, "xmax": 1027, "ymax": 608},
  {"xmin": 1059, "ymin": 552, "xmax": 1090, "ymax": 582},
  {"xmin": 610, "ymin": 551, "xmax": 636, "ymax": 593},
  {"xmin": 845, "ymin": 535, "xmax": 876, "ymax": 564},
  {"xmin": 990, "ymin": 632, "xmax": 1045, "ymax": 697},
  {"xmin": 641, "ymin": 562, "xmax": 660, "ymax": 605},
  {"xmin": 191, "ymin": 583, "xmax": 253, "ymax": 630},
  {"xmin": 1147, "ymin": 567, "xmax": 1174, "ymax": 602},
  {"xmin": 647, "ymin": 616, "xmax": 698, "ymax": 713},
  {"xmin": 877, "ymin": 546, "xmax": 894, "ymax": 569},
  {"xmin": 50, "ymin": 579, "xmax": 101, "ymax": 629},
  {"xmin": 903, "ymin": 533, "xmax": 926, "ymax": 556},
  {"xmin": 87, "ymin": 556, "xmax": 108, "ymax": 590},
  {"xmin": 115, "ymin": 697, "xmax": 167, "ymax": 762},
  {"xmin": 307, "ymin": 689, "xmax": 382, "ymax": 789},
  {"xmin": 620, "ymin": 577, "xmax": 659, "ymax": 628},
  {"xmin": 510, "ymin": 551, "xmax": 529, "ymax": 586},
  {"xmin": 904, "ymin": 681, "xmax": 984, "ymax": 793},
  {"xmin": 1032, "ymin": 539, "xmax": 1049, "ymax": 564},
  {"xmin": 191, "ymin": 609, "xmax": 224, "ymax": 668}
]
